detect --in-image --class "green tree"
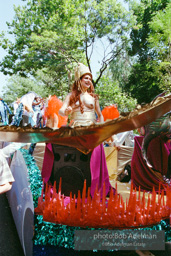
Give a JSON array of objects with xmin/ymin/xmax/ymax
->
[
  {"xmin": 0, "ymin": 0, "xmax": 135, "ymax": 92},
  {"xmin": 95, "ymin": 69, "xmax": 137, "ymax": 111},
  {"xmin": 2, "ymin": 74, "xmax": 51, "ymax": 104},
  {"xmin": 124, "ymin": 0, "xmax": 170, "ymax": 103},
  {"xmin": 109, "ymin": 50, "xmax": 134, "ymax": 91},
  {"xmin": 124, "ymin": 62, "xmax": 162, "ymax": 103},
  {"xmin": 148, "ymin": 2, "xmax": 171, "ymax": 91}
]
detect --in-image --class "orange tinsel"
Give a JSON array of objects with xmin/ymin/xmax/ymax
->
[
  {"xmin": 102, "ymin": 105, "xmax": 120, "ymax": 121},
  {"xmin": 44, "ymin": 95, "xmax": 67, "ymax": 127}
]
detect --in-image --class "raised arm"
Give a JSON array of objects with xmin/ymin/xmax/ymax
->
[{"xmin": 58, "ymin": 94, "xmax": 72, "ymax": 116}]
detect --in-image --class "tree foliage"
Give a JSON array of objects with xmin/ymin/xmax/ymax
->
[
  {"xmin": 95, "ymin": 69, "xmax": 137, "ymax": 111},
  {"xmin": 0, "ymin": 0, "xmax": 134, "ymax": 91},
  {"xmin": 148, "ymin": 2, "xmax": 171, "ymax": 91},
  {"xmin": 2, "ymin": 73, "xmax": 51, "ymax": 104},
  {"xmin": 109, "ymin": 50, "xmax": 133, "ymax": 91},
  {"xmin": 124, "ymin": 0, "xmax": 170, "ymax": 103}
]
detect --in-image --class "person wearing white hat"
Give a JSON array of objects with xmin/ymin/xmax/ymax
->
[{"xmin": 59, "ymin": 63, "xmax": 104, "ymax": 127}]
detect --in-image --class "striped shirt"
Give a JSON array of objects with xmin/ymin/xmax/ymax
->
[{"xmin": 0, "ymin": 154, "xmax": 14, "ymax": 185}]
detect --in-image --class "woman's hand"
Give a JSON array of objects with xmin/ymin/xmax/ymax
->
[{"xmin": 65, "ymin": 106, "xmax": 72, "ymax": 116}]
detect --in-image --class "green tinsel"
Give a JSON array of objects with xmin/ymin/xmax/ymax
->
[{"xmin": 20, "ymin": 148, "xmax": 171, "ymax": 249}]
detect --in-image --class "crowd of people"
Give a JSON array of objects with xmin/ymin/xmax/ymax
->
[{"xmin": 0, "ymin": 92, "xmax": 66, "ymax": 129}]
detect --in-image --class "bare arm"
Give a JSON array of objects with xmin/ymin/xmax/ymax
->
[
  {"xmin": 32, "ymin": 99, "xmax": 42, "ymax": 106},
  {"xmin": 24, "ymin": 104, "xmax": 34, "ymax": 113},
  {"xmin": 95, "ymin": 99, "xmax": 104, "ymax": 123},
  {"xmin": 0, "ymin": 182, "xmax": 12, "ymax": 194},
  {"xmin": 58, "ymin": 94, "xmax": 72, "ymax": 116}
]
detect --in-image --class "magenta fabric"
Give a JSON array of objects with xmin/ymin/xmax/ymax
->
[
  {"xmin": 90, "ymin": 144, "xmax": 111, "ymax": 197},
  {"xmin": 42, "ymin": 143, "xmax": 112, "ymax": 197},
  {"xmin": 41, "ymin": 143, "xmax": 54, "ymax": 183},
  {"xmin": 131, "ymin": 136, "xmax": 171, "ymax": 191}
]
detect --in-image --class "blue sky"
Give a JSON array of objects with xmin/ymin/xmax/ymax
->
[{"xmin": 0, "ymin": 0, "xmax": 25, "ymax": 94}]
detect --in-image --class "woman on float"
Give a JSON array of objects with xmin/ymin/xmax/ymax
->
[
  {"xmin": 42, "ymin": 63, "xmax": 114, "ymax": 198},
  {"xmin": 58, "ymin": 63, "xmax": 114, "ymax": 197},
  {"xmin": 59, "ymin": 62, "xmax": 104, "ymax": 127}
]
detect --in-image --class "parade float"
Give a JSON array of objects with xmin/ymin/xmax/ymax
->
[{"xmin": 1, "ymin": 93, "xmax": 170, "ymax": 255}]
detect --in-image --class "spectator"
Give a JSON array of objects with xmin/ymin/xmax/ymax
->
[{"xmin": 0, "ymin": 142, "xmax": 26, "ymax": 194}]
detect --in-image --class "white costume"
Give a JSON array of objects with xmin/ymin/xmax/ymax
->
[{"xmin": 20, "ymin": 91, "xmax": 38, "ymax": 116}]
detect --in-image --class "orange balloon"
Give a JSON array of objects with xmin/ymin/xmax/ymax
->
[{"xmin": 102, "ymin": 105, "xmax": 119, "ymax": 121}]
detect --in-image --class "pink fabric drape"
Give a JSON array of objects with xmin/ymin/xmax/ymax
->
[
  {"xmin": 131, "ymin": 136, "xmax": 171, "ymax": 191},
  {"xmin": 42, "ymin": 143, "xmax": 54, "ymax": 183},
  {"xmin": 42, "ymin": 143, "xmax": 113, "ymax": 197},
  {"xmin": 90, "ymin": 144, "xmax": 111, "ymax": 197}
]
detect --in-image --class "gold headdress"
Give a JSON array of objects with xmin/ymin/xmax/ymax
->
[{"xmin": 74, "ymin": 63, "xmax": 92, "ymax": 82}]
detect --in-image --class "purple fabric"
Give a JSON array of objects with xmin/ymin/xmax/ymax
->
[
  {"xmin": 131, "ymin": 136, "xmax": 171, "ymax": 191},
  {"xmin": 90, "ymin": 144, "xmax": 111, "ymax": 197},
  {"xmin": 167, "ymin": 141, "xmax": 171, "ymax": 178},
  {"xmin": 42, "ymin": 143, "xmax": 54, "ymax": 183},
  {"xmin": 42, "ymin": 143, "xmax": 112, "ymax": 197}
]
